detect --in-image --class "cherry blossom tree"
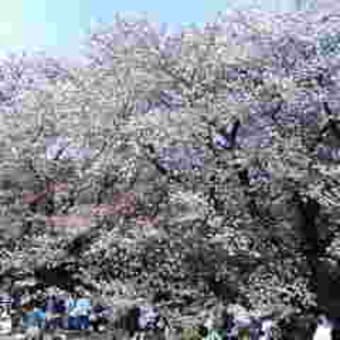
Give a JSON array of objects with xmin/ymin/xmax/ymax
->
[{"xmin": 1, "ymin": 4, "xmax": 340, "ymax": 338}]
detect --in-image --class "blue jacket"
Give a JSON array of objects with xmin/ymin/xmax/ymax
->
[{"xmin": 21, "ymin": 309, "xmax": 46, "ymax": 329}]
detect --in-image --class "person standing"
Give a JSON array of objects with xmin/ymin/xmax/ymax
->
[
  {"xmin": 44, "ymin": 294, "xmax": 59, "ymax": 330},
  {"xmin": 74, "ymin": 291, "xmax": 92, "ymax": 331},
  {"xmin": 90, "ymin": 301, "xmax": 111, "ymax": 333},
  {"xmin": 313, "ymin": 315, "xmax": 332, "ymax": 340},
  {"xmin": 237, "ymin": 327, "xmax": 251, "ymax": 340},
  {"xmin": 154, "ymin": 315, "xmax": 172, "ymax": 340},
  {"xmin": 202, "ymin": 311, "xmax": 224, "ymax": 340},
  {"xmin": 331, "ymin": 317, "xmax": 340, "ymax": 340},
  {"xmin": 126, "ymin": 305, "xmax": 140, "ymax": 337},
  {"xmin": 54, "ymin": 295, "xmax": 66, "ymax": 330},
  {"xmin": 230, "ymin": 313, "xmax": 253, "ymax": 339},
  {"xmin": 0, "ymin": 305, "xmax": 12, "ymax": 335},
  {"xmin": 181, "ymin": 327, "xmax": 204, "ymax": 340},
  {"xmin": 204, "ymin": 312, "xmax": 214, "ymax": 332},
  {"xmin": 204, "ymin": 329, "xmax": 224, "ymax": 340},
  {"xmin": 0, "ymin": 294, "xmax": 12, "ymax": 335},
  {"xmin": 138, "ymin": 306, "xmax": 160, "ymax": 331},
  {"xmin": 21, "ymin": 301, "xmax": 45, "ymax": 340},
  {"xmin": 258, "ymin": 318, "xmax": 273, "ymax": 340},
  {"xmin": 66, "ymin": 292, "xmax": 77, "ymax": 330}
]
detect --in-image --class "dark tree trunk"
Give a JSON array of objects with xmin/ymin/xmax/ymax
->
[{"xmin": 291, "ymin": 192, "xmax": 340, "ymax": 316}]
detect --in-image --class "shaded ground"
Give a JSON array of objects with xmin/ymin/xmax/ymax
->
[{"xmin": 0, "ymin": 330, "xmax": 113, "ymax": 340}]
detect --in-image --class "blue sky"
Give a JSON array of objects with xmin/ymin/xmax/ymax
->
[{"xmin": 0, "ymin": 0, "xmax": 314, "ymax": 60}]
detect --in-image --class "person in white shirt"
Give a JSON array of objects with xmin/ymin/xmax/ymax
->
[
  {"xmin": 0, "ymin": 304, "xmax": 12, "ymax": 335},
  {"xmin": 258, "ymin": 318, "xmax": 273, "ymax": 340},
  {"xmin": 66, "ymin": 292, "xmax": 77, "ymax": 330},
  {"xmin": 204, "ymin": 312, "xmax": 214, "ymax": 331},
  {"xmin": 73, "ymin": 291, "xmax": 91, "ymax": 330},
  {"xmin": 313, "ymin": 314, "xmax": 332, "ymax": 340}
]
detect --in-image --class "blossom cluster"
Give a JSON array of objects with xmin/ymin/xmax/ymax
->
[
  {"xmin": 45, "ymin": 214, "xmax": 159, "ymax": 228},
  {"xmin": 317, "ymin": 146, "xmax": 340, "ymax": 160},
  {"xmin": 158, "ymin": 147, "xmax": 204, "ymax": 170},
  {"xmin": 91, "ymin": 192, "xmax": 137, "ymax": 216},
  {"xmin": 45, "ymin": 136, "xmax": 92, "ymax": 160},
  {"xmin": 135, "ymin": 90, "xmax": 183, "ymax": 113},
  {"xmin": 317, "ymin": 33, "xmax": 340, "ymax": 57},
  {"xmin": 248, "ymin": 169, "xmax": 271, "ymax": 183},
  {"xmin": 89, "ymin": 192, "xmax": 159, "ymax": 226}
]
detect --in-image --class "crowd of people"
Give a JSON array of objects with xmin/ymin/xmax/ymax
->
[
  {"xmin": 1, "ymin": 289, "xmax": 340, "ymax": 339},
  {"xmin": 0, "ymin": 289, "xmax": 112, "ymax": 338}
]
